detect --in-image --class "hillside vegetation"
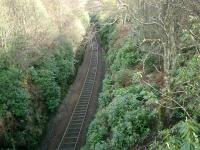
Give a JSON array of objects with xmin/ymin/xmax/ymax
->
[
  {"xmin": 1, "ymin": 0, "xmax": 200, "ymax": 149},
  {"xmin": 0, "ymin": 0, "xmax": 89, "ymax": 149},
  {"xmin": 84, "ymin": 0, "xmax": 200, "ymax": 150}
]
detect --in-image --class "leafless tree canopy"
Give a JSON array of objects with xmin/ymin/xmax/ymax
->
[{"xmin": 0, "ymin": 0, "xmax": 90, "ymax": 69}]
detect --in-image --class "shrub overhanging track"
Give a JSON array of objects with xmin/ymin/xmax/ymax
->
[{"xmin": 57, "ymin": 37, "xmax": 99, "ymax": 150}]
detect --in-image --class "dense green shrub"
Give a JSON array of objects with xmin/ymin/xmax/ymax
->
[
  {"xmin": 85, "ymin": 84, "xmax": 158, "ymax": 150},
  {"xmin": 0, "ymin": 67, "xmax": 38, "ymax": 149},
  {"xmin": 30, "ymin": 56, "xmax": 61, "ymax": 112},
  {"xmin": 85, "ymin": 13, "xmax": 200, "ymax": 149},
  {"xmin": 54, "ymin": 42, "xmax": 75, "ymax": 96},
  {"xmin": 144, "ymin": 54, "xmax": 161, "ymax": 73},
  {"xmin": 87, "ymin": 110, "xmax": 109, "ymax": 150},
  {"xmin": 84, "ymin": 23, "xmax": 160, "ymax": 150},
  {"xmin": 109, "ymin": 107, "xmax": 155, "ymax": 149},
  {"xmin": 172, "ymin": 56, "xmax": 200, "ymax": 120},
  {"xmin": 98, "ymin": 74, "xmax": 114, "ymax": 109},
  {"xmin": 0, "ymin": 67, "xmax": 30, "ymax": 118},
  {"xmin": 29, "ymin": 42, "xmax": 75, "ymax": 112},
  {"xmin": 0, "ymin": 0, "xmax": 87, "ymax": 148},
  {"xmin": 99, "ymin": 23, "xmax": 116, "ymax": 50},
  {"xmin": 0, "ymin": 39, "xmax": 80, "ymax": 149},
  {"xmin": 74, "ymin": 45, "xmax": 85, "ymax": 70},
  {"xmin": 114, "ymin": 69, "xmax": 133, "ymax": 87},
  {"xmin": 108, "ymin": 39, "xmax": 143, "ymax": 72},
  {"xmin": 149, "ymin": 120, "xmax": 200, "ymax": 150}
]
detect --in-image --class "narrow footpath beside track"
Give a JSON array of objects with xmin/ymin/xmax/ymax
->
[{"xmin": 57, "ymin": 36, "xmax": 99, "ymax": 150}]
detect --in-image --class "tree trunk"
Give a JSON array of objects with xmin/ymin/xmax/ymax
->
[{"xmin": 160, "ymin": 0, "xmax": 178, "ymax": 127}]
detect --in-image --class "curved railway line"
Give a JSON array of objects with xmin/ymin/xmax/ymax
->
[{"xmin": 57, "ymin": 36, "xmax": 99, "ymax": 150}]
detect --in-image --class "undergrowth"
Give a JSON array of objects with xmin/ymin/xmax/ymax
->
[
  {"xmin": 0, "ymin": 41, "xmax": 82, "ymax": 149},
  {"xmin": 83, "ymin": 18, "xmax": 200, "ymax": 150}
]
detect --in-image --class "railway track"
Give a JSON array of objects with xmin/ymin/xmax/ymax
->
[{"xmin": 57, "ymin": 37, "xmax": 99, "ymax": 150}]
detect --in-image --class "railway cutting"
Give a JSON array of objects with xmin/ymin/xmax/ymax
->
[{"xmin": 57, "ymin": 36, "xmax": 99, "ymax": 150}]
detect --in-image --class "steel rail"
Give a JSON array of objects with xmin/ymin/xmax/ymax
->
[{"xmin": 57, "ymin": 36, "xmax": 99, "ymax": 150}]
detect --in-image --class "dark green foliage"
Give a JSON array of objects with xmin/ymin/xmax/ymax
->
[
  {"xmin": 30, "ymin": 62, "xmax": 61, "ymax": 112},
  {"xmin": 86, "ymin": 85, "xmax": 157, "ymax": 150},
  {"xmin": 87, "ymin": 110, "xmax": 109, "ymax": 150},
  {"xmin": 0, "ymin": 67, "xmax": 46, "ymax": 149},
  {"xmin": 54, "ymin": 42, "xmax": 75, "ymax": 96},
  {"xmin": 173, "ymin": 56, "xmax": 200, "ymax": 120},
  {"xmin": 86, "ymin": 72, "xmax": 158, "ymax": 149},
  {"xmin": 148, "ymin": 56, "xmax": 200, "ymax": 150},
  {"xmin": 84, "ymin": 22, "xmax": 159, "ymax": 150},
  {"xmin": 109, "ymin": 107, "xmax": 155, "ymax": 149},
  {"xmin": 98, "ymin": 74, "xmax": 114, "ymax": 109},
  {"xmin": 144, "ymin": 54, "xmax": 161, "ymax": 73},
  {"xmin": 114, "ymin": 69, "xmax": 133, "ymax": 87},
  {"xmin": 0, "ymin": 67, "xmax": 30, "ymax": 118},
  {"xmin": 0, "ymin": 41, "xmax": 80, "ymax": 149},
  {"xmin": 29, "ymin": 42, "xmax": 75, "ymax": 112},
  {"xmin": 107, "ymin": 38, "xmax": 143, "ymax": 72},
  {"xmin": 149, "ymin": 120, "xmax": 200, "ymax": 150},
  {"xmin": 99, "ymin": 23, "xmax": 116, "ymax": 51},
  {"xmin": 90, "ymin": 14, "xmax": 101, "ymax": 29},
  {"xmin": 74, "ymin": 45, "xmax": 85, "ymax": 71},
  {"xmin": 85, "ymin": 7, "xmax": 200, "ymax": 150}
]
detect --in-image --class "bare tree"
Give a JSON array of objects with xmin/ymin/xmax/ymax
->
[{"xmin": 104, "ymin": 0, "xmax": 200, "ymax": 125}]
